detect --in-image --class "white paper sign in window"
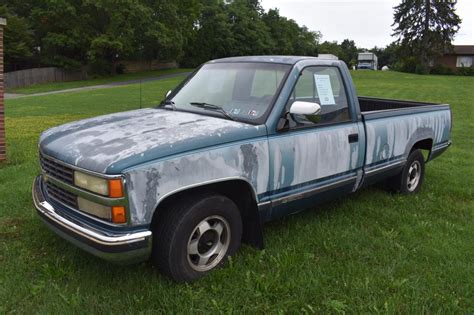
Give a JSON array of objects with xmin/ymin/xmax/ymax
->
[{"xmin": 314, "ymin": 74, "xmax": 336, "ymax": 105}]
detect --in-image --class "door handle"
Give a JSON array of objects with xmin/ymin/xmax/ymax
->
[{"xmin": 348, "ymin": 133, "xmax": 359, "ymax": 143}]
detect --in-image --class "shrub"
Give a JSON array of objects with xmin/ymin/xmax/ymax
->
[
  {"xmin": 87, "ymin": 59, "xmax": 114, "ymax": 76},
  {"xmin": 393, "ymin": 56, "xmax": 419, "ymax": 73},
  {"xmin": 430, "ymin": 64, "xmax": 454, "ymax": 75},
  {"xmin": 457, "ymin": 66, "xmax": 474, "ymax": 76},
  {"xmin": 415, "ymin": 63, "xmax": 429, "ymax": 74}
]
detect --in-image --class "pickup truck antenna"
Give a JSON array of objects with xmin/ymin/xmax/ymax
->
[{"xmin": 139, "ymin": 79, "xmax": 142, "ymax": 109}]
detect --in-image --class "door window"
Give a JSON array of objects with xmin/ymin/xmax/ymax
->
[{"xmin": 286, "ymin": 66, "xmax": 350, "ymax": 127}]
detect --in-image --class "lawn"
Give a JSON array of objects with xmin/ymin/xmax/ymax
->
[
  {"xmin": 7, "ymin": 68, "xmax": 192, "ymax": 95},
  {"xmin": 1, "ymin": 71, "xmax": 473, "ymax": 313}
]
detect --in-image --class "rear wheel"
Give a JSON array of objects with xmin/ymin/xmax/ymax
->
[
  {"xmin": 152, "ymin": 193, "xmax": 242, "ymax": 282},
  {"xmin": 388, "ymin": 149, "xmax": 425, "ymax": 194}
]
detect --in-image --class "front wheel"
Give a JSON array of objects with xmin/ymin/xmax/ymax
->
[
  {"xmin": 152, "ymin": 193, "xmax": 242, "ymax": 282},
  {"xmin": 388, "ymin": 149, "xmax": 425, "ymax": 194}
]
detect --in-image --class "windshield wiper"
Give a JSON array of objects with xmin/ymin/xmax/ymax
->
[
  {"xmin": 189, "ymin": 102, "xmax": 235, "ymax": 121},
  {"xmin": 159, "ymin": 100, "xmax": 176, "ymax": 110}
]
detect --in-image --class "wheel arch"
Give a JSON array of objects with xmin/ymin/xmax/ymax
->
[
  {"xmin": 410, "ymin": 138, "xmax": 433, "ymax": 161},
  {"xmin": 150, "ymin": 178, "xmax": 264, "ymax": 249}
]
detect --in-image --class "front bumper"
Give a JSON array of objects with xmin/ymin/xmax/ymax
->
[{"xmin": 33, "ymin": 175, "xmax": 152, "ymax": 264}]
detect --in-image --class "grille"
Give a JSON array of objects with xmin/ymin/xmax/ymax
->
[
  {"xmin": 45, "ymin": 181, "xmax": 78, "ymax": 209},
  {"xmin": 40, "ymin": 154, "xmax": 77, "ymax": 209},
  {"xmin": 40, "ymin": 154, "xmax": 74, "ymax": 185}
]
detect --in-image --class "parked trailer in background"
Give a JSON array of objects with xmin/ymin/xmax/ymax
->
[{"xmin": 358, "ymin": 52, "xmax": 378, "ymax": 70}]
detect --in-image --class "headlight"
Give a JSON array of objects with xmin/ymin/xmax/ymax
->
[
  {"xmin": 74, "ymin": 171, "xmax": 126, "ymax": 223},
  {"xmin": 74, "ymin": 171, "xmax": 124, "ymax": 198},
  {"xmin": 74, "ymin": 171, "xmax": 109, "ymax": 195}
]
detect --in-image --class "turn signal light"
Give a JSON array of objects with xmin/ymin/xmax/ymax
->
[
  {"xmin": 112, "ymin": 206, "xmax": 126, "ymax": 223},
  {"xmin": 108, "ymin": 179, "xmax": 124, "ymax": 198}
]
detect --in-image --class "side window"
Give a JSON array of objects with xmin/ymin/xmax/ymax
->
[
  {"xmin": 294, "ymin": 70, "xmax": 314, "ymax": 101},
  {"xmin": 286, "ymin": 66, "xmax": 350, "ymax": 127}
]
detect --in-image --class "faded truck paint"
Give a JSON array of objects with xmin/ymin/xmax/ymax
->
[
  {"xmin": 364, "ymin": 110, "xmax": 451, "ymax": 167},
  {"xmin": 125, "ymin": 140, "xmax": 269, "ymax": 224},
  {"xmin": 40, "ymin": 109, "xmax": 266, "ymax": 174},
  {"xmin": 34, "ymin": 56, "xmax": 451, "ymax": 264},
  {"xmin": 268, "ymin": 124, "xmax": 362, "ymax": 190}
]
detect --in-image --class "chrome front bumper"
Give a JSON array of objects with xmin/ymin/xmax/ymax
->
[{"xmin": 33, "ymin": 175, "xmax": 152, "ymax": 264}]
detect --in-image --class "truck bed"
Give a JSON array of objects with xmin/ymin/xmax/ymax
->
[
  {"xmin": 358, "ymin": 96, "xmax": 450, "ymax": 120},
  {"xmin": 358, "ymin": 96, "xmax": 451, "ymax": 177},
  {"xmin": 359, "ymin": 96, "xmax": 446, "ymax": 112}
]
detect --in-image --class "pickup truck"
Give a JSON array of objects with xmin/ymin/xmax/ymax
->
[{"xmin": 33, "ymin": 56, "xmax": 452, "ymax": 282}]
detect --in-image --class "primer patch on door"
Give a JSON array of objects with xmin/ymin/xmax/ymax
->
[{"xmin": 314, "ymin": 74, "xmax": 335, "ymax": 105}]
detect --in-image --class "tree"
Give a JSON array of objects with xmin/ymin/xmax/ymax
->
[
  {"xmin": 226, "ymin": 0, "xmax": 273, "ymax": 56},
  {"xmin": 339, "ymin": 39, "xmax": 358, "ymax": 67},
  {"xmin": 263, "ymin": 8, "xmax": 298, "ymax": 55},
  {"xmin": 0, "ymin": 5, "xmax": 35, "ymax": 71},
  {"xmin": 141, "ymin": 0, "xmax": 200, "ymax": 62},
  {"xmin": 3, "ymin": 0, "xmax": 323, "ymax": 72},
  {"xmin": 263, "ymin": 9, "xmax": 319, "ymax": 56},
  {"xmin": 392, "ymin": 0, "xmax": 461, "ymax": 73},
  {"xmin": 183, "ymin": 0, "xmax": 235, "ymax": 66},
  {"xmin": 293, "ymin": 25, "xmax": 320, "ymax": 56},
  {"xmin": 318, "ymin": 41, "xmax": 343, "ymax": 59},
  {"xmin": 29, "ymin": 0, "xmax": 91, "ymax": 70},
  {"xmin": 370, "ymin": 42, "xmax": 400, "ymax": 68}
]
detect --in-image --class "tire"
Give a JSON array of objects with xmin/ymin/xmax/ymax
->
[
  {"xmin": 152, "ymin": 193, "xmax": 242, "ymax": 282},
  {"xmin": 388, "ymin": 149, "xmax": 425, "ymax": 194}
]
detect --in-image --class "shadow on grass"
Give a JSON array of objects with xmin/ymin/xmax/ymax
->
[{"xmin": 29, "ymin": 183, "xmax": 397, "ymax": 286}]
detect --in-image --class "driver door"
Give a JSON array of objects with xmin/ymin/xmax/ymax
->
[{"xmin": 267, "ymin": 66, "xmax": 364, "ymax": 218}]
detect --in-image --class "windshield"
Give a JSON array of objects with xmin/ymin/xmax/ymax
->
[{"xmin": 169, "ymin": 62, "xmax": 291, "ymax": 123}]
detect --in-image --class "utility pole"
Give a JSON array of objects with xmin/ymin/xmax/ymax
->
[{"xmin": 0, "ymin": 18, "xmax": 7, "ymax": 162}]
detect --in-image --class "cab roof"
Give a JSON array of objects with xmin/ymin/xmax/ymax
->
[{"xmin": 208, "ymin": 55, "xmax": 335, "ymax": 65}]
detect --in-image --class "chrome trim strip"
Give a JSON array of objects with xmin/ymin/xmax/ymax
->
[
  {"xmin": 432, "ymin": 141, "xmax": 451, "ymax": 151},
  {"xmin": 428, "ymin": 141, "xmax": 451, "ymax": 162},
  {"xmin": 44, "ymin": 173, "xmax": 127, "ymax": 206},
  {"xmin": 257, "ymin": 201, "xmax": 271, "ymax": 208},
  {"xmin": 39, "ymin": 150, "xmax": 122, "ymax": 180},
  {"xmin": 272, "ymin": 175, "xmax": 357, "ymax": 207},
  {"xmin": 364, "ymin": 160, "xmax": 406, "ymax": 176},
  {"xmin": 33, "ymin": 176, "xmax": 151, "ymax": 246},
  {"xmin": 46, "ymin": 192, "xmax": 128, "ymax": 229}
]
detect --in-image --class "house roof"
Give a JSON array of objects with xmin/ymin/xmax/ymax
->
[{"xmin": 452, "ymin": 45, "xmax": 474, "ymax": 55}]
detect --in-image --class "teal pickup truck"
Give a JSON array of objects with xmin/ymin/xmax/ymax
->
[{"xmin": 33, "ymin": 56, "xmax": 451, "ymax": 282}]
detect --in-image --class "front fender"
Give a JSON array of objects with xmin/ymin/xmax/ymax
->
[{"xmin": 124, "ymin": 140, "xmax": 269, "ymax": 225}]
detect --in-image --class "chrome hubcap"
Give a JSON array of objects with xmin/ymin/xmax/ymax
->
[
  {"xmin": 407, "ymin": 160, "xmax": 421, "ymax": 192},
  {"xmin": 187, "ymin": 215, "xmax": 230, "ymax": 272}
]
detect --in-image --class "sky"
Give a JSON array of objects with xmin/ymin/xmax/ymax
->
[{"xmin": 260, "ymin": 0, "xmax": 474, "ymax": 49}]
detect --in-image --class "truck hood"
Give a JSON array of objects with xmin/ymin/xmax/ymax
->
[{"xmin": 39, "ymin": 108, "xmax": 266, "ymax": 174}]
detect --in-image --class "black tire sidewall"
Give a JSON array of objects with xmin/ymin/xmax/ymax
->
[
  {"xmin": 400, "ymin": 149, "xmax": 425, "ymax": 194},
  {"xmin": 160, "ymin": 195, "xmax": 242, "ymax": 282}
]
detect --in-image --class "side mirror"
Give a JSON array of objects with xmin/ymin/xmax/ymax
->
[
  {"xmin": 165, "ymin": 90, "xmax": 172, "ymax": 98},
  {"xmin": 289, "ymin": 101, "xmax": 321, "ymax": 116}
]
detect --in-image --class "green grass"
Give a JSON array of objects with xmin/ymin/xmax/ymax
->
[
  {"xmin": 7, "ymin": 68, "xmax": 192, "ymax": 95},
  {"xmin": 1, "ymin": 71, "xmax": 473, "ymax": 313}
]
